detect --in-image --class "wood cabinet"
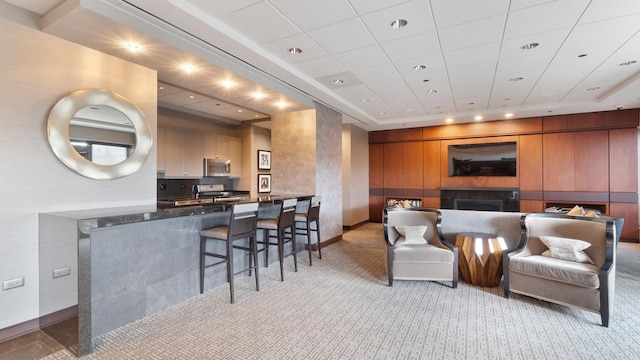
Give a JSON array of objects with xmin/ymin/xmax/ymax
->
[
  {"xmin": 383, "ymin": 142, "xmax": 423, "ymax": 189},
  {"xmin": 519, "ymin": 134, "xmax": 542, "ymax": 191},
  {"xmin": 543, "ymin": 132, "xmax": 574, "ymax": 191},
  {"xmin": 164, "ymin": 127, "xmax": 203, "ymax": 178},
  {"xmin": 204, "ymin": 133, "xmax": 242, "ymax": 177},
  {"xmin": 609, "ymin": 128, "xmax": 638, "ymax": 193}
]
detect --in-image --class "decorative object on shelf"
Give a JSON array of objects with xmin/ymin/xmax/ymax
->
[
  {"xmin": 386, "ymin": 199, "xmax": 421, "ymax": 208},
  {"xmin": 258, "ymin": 174, "xmax": 271, "ymax": 193},
  {"xmin": 258, "ymin": 149, "xmax": 271, "ymax": 170}
]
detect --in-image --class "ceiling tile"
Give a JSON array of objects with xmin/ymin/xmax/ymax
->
[
  {"xmin": 306, "ymin": 17, "xmax": 376, "ymax": 54},
  {"xmin": 578, "ymin": 0, "xmax": 640, "ymax": 23},
  {"xmin": 360, "ymin": 1, "xmax": 435, "ymax": 43},
  {"xmin": 333, "ymin": 45, "xmax": 390, "ymax": 71},
  {"xmin": 438, "ymin": 14, "xmax": 507, "ymax": 53},
  {"xmin": 348, "ymin": 0, "xmax": 413, "ymax": 16},
  {"xmin": 379, "ymin": 31, "xmax": 441, "ymax": 62},
  {"xmin": 269, "ymin": 0, "xmax": 357, "ymax": 31},
  {"xmin": 443, "ymin": 42, "xmax": 501, "ymax": 70},
  {"xmin": 185, "ymin": 0, "xmax": 262, "ymax": 17},
  {"xmin": 352, "ymin": 63, "xmax": 401, "ymax": 83},
  {"xmin": 223, "ymin": 2, "xmax": 301, "ymax": 44},
  {"xmin": 430, "ymin": 0, "xmax": 509, "ymax": 29},
  {"xmin": 293, "ymin": 56, "xmax": 347, "ymax": 78},
  {"xmin": 504, "ymin": 0, "xmax": 590, "ymax": 39}
]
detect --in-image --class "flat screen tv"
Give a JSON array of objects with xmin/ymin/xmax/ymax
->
[{"xmin": 448, "ymin": 141, "xmax": 516, "ymax": 177}]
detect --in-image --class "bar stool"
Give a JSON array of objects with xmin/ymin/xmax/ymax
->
[
  {"xmin": 199, "ymin": 202, "xmax": 260, "ymax": 303},
  {"xmin": 256, "ymin": 198, "xmax": 298, "ymax": 281},
  {"xmin": 294, "ymin": 196, "xmax": 322, "ymax": 265}
]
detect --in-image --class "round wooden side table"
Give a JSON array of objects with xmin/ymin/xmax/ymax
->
[{"xmin": 454, "ymin": 232, "xmax": 508, "ymax": 287}]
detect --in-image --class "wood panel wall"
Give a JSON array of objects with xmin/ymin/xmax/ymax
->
[{"xmin": 369, "ymin": 109, "xmax": 640, "ymax": 240}]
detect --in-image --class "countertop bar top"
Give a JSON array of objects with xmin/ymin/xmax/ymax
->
[{"xmin": 41, "ymin": 194, "xmax": 314, "ymax": 228}]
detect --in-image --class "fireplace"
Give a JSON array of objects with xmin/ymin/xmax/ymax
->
[{"xmin": 441, "ymin": 188, "xmax": 519, "ymax": 212}]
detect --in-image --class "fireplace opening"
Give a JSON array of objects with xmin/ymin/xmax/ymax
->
[{"xmin": 454, "ymin": 199, "xmax": 503, "ymax": 211}]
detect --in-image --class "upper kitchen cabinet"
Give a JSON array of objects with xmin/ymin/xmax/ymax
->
[
  {"xmin": 163, "ymin": 127, "xmax": 204, "ymax": 178},
  {"xmin": 204, "ymin": 133, "xmax": 242, "ymax": 178}
]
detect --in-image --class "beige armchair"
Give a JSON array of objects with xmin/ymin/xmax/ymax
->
[
  {"xmin": 383, "ymin": 207, "xmax": 458, "ymax": 288},
  {"xmin": 503, "ymin": 213, "xmax": 618, "ymax": 327}
]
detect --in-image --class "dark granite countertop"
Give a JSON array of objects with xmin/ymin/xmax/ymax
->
[{"xmin": 40, "ymin": 194, "xmax": 314, "ymax": 229}]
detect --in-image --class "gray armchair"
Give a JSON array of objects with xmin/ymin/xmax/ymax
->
[
  {"xmin": 383, "ymin": 207, "xmax": 458, "ymax": 288},
  {"xmin": 503, "ymin": 213, "xmax": 618, "ymax": 327}
]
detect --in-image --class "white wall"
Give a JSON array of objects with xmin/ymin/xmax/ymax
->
[
  {"xmin": 0, "ymin": 14, "xmax": 157, "ymax": 331},
  {"xmin": 342, "ymin": 124, "xmax": 370, "ymax": 226}
]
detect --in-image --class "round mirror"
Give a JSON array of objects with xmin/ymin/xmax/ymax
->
[{"xmin": 47, "ymin": 89, "xmax": 153, "ymax": 180}]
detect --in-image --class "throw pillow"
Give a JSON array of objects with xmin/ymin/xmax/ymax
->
[
  {"xmin": 566, "ymin": 205, "xmax": 585, "ymax": 215},
  {"xmin": 539, "ymin": 235, "xmax": 595, "ymax": 264},
  {"xmin": 394, "ymin": 225, "xmax": 428, "ymax": 244}
]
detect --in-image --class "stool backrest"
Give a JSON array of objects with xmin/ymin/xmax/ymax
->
[
  {"xmin": 308, "ymin": 196, "xmax": 321, "ymax": 221},
  {"xmin": 229, "ymin": 202, "xmax": 259, "ymax": 239},
  {"xmin": 278, "ymin": 198, "xmax": 298, "ymax": 227}
]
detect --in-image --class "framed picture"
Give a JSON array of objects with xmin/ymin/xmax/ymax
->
[
  {"xmin": 258, "ymin": 150, "xmax": 271, "ymax": 170},
  {"xmin": 258, "ymin": 174, "xmax": 271, "ymax": 193}
]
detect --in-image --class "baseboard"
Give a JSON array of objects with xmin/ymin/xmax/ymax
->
[
  {"xmin": 39, "ymin": 306, "xmax": 78, "ymax": 328},
  {"xmin": 305, "ymin": 234, "xmax": 342, "ymax": 251},
  {"xmin": 0, "ymin": 318, "xmax": 39, "ymax": 343},
  {"xmin": 0, "ymin": 306, "xmax": 78, "ymax": 343},
  {"xmin": 343, "ymin": 220, "xmax": 369, "ymax": 231}
]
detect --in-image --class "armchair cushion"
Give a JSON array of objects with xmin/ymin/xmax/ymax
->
[
  {"xmin": 394, "ymin": 225, "xmax": 429, "ymax": 244},
  {"xmin": 539, "ymin": 236, "xmax": 595, "ymax": 264},
  {"xmin": 509, "ymin": 255, "xmax": 599, "ymax": 288},
  {"xmin": 393, "ymin": 243, "xmax": 455, "ymax": 263}
]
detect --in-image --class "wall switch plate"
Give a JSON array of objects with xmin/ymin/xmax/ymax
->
[
  {"xmin": 2, "ymin": 277, "xmax": 25, "ymax": 290},
  {"xmin": 52, "ymin": 267, "xmax": 71, "ymax": 278}
]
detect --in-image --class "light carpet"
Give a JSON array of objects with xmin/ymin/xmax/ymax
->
[{"xmin": 45, "ymin": 223, "xmax": 640, "ymax": 359}]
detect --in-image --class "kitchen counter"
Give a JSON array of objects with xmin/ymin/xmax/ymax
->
[{"xmin": 39, "ymin": 194, "xmax": 314, "ymax": 356}]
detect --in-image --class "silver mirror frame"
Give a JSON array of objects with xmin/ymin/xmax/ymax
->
[{"xmin": 47, "ymin": 89, "xmax": 153, "ymax": 180}]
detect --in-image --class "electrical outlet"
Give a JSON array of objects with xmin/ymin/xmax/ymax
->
[
  {"xmin": 52, "ymin": 267, "xmax": 71, "ymax": 278},
  {"xmin": 2, "ymin": 277, "xmax": 25, "ymax": 290}
]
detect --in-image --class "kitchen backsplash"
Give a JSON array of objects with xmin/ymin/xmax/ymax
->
[{"xmin": 157, "ymin": 178, "xmax": 238, "ymax": 198}]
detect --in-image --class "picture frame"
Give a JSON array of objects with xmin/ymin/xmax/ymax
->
[
  {"xmin": 258, "ymin": 150, "xmax": 271, "ymax": 170},
  {"xmin": 258, "ymin": 174, "xmax": 271, "ymax": 193}
]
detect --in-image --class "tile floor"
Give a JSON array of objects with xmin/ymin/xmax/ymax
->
[{"xmin": 0, "ymin": 318, "xmax": 77, "ymax": 360}]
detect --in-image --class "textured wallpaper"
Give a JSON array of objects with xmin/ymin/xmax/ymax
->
[{"xmin": 270, "ymin": 105, "xmax": 343, "ymax": 241}]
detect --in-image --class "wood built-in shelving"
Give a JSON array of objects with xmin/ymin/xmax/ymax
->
[{"xmin": 368, "ymin": 109, "xmax": 639, "ymax": 240}]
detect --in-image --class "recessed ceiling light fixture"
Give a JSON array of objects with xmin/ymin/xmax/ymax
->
[
  {"xmin": 505, "ymin": 112, "xmax": 514, "ymax": 118},
  {"xmin": 474, "ymin": 115, "xmax": 482, "ymax": 121},
  {"xmin": 509, "ymin": 76, "xmax": 524, "ymax": 82},
  {"xmin": 414, "ymin": 64, "xmax": 426, "ymax": 70},
  {"xmin": 427, "ymin": 89, "xmax": 438, "ymax": 94},
  {"xmin": 379, "ymin": 112, "xmax": 386, "ymax": 115},
  {"xmin": 619, "ymin": 60, "xmax": 637, "ymax": 66},
  {"xmin": 333, "ymin": 79, "xmax": 344, "ymax": 85},
  {"xmin": 276, "ymin": 100, "xmax": 287, "ymax": 109},
  {"xmin": 361, "ymin": 98, "xmax": 370, "ymax": 103},
  {"xmin": 390, "ymin": 19, "xmax": 408, "ymax": 29},
  {"xmin": 578, "ymin": 54, "xmax": 588, "ymax": 58},
  {"xmin": 445, "ymin": 118, "xmax": 454, "ymax": 124},
  {"xmin": 237, "ymin": 109, "xmax": 243, "ymax": 113},
  {"xmin": 587, "ymin": 87, "xmax": 600, "ymax": 91},
  {"xmin": 520, "ymin": 42, "xmax": 539, "ymax": 50},
  {"xmin": 188, "ymin": 95, "xmax": 195, "ymax": 99},
  {"xmin": 126, "ymin": 42, "xmax": 141, "ymax": 52},
  {"xmin": 182, "ymin": 64, "xmax": 196, "ymax": 73},
  {"xmin": 158, "ymin": 86, "xmax": 165, "ymax": 90},
  {"xmin": 423, "ymin": 79, "xmax": 430, "ymax": 82},
  {"xmin": 253, "ymin": 91, "xmax": 265, "ymax": 100},
  {"xmin": 288, "ymin": 47, "xmax": 302, "ymax": 55},
  {"xmin": 221, "ymin": 79, "xmax": 235, "ymax": 88}
]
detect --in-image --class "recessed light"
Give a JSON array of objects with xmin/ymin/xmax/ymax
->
[
  {"xmin": 276, "ymin": 100, "xmax": 287, "ymax": 109},
  {"xmin": 390, "ymin": 19, "xmax": 408, "ymax": 29},
  {"xmin": 188, "ymin": 95, "xmax": 195, "ymax": 99},
  {"xmin": 379, "ymin": 112, "xmax": 386, "ymax": 115},
  {"xmin": 587, "ymin": 87, "xmax": 600, "ymax": 91},
  {"xmin": 158, "ymin": 86, "xmax": 165, "ymax": 90},
  {"xmin": 520, "ymin": 42, "xmax": 539, "ymax": 50},
  {"xmin": 505, "ymin": 112, "xmax": 514, "ymax": 118},
  {"xmin": 221, "ymin": 79, "xmax": 235, "ymax": 88},
  {"xmin": 578, "ymin": 54, "xmax": 588, "ymax": 58},
  {"xmin": 414, "ymin": 64, "xmax": 426, "ymax": 70},
  {"xmin": 504, "ymin": 97, "xmax": 510, "ymax": 101},
  {"xmin": 469, "ymin": 102, "xmax": 475, "ymax": 105},
  {"xmin": 509, "ymin": 77, "xmax": 524, "ymax": 82},
  {"xmin": 474, "ymin": 115, "xmax": 482, "ymax": 121},
  {"xmin": 619, "ymin": 60, "xmax": 637, "ymax": 66},
  {"xmin": 253, "ymin": 91, "xmax": 265, "ymax": 100},
  {"xmin": 423, "ymin": 79, "xmax": 430, "ymax": 82},
  {"xmin": 126, "ymin": 42, "xmax": 141, "ymax": 52},
  {"xmin": 288, "ymin": 47, "xmax": 302, "ymax": 55},
  {"xmin": 361, "ymin": 98, "xmax": 370, "ymax": 103},
  {"xmin": 445, "ymin": 118, "xmax": 454, "ymax": 124},
  {"xmin": 182, "ymin": 64, "xmax": 196, "ymax": 73},
  {"xmin": 333, "ymin": 79, "xmax": 344, "ymax": 85},
  {"xmin": 255, "ymin": 115, "xmax": 260, "ymax": 118},
  {"xmin": 427, "ymin": 89, "xmax": 438, "ymax": 94}
]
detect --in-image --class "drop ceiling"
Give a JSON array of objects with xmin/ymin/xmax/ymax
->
[{"xmin": 7, "ymin": 0, "xmax": 640, "ymax": 131}]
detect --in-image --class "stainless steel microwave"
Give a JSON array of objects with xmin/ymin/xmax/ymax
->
[{"xmin": 204, "ymin": 159, "xmax": 231, "ymax": 177}]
